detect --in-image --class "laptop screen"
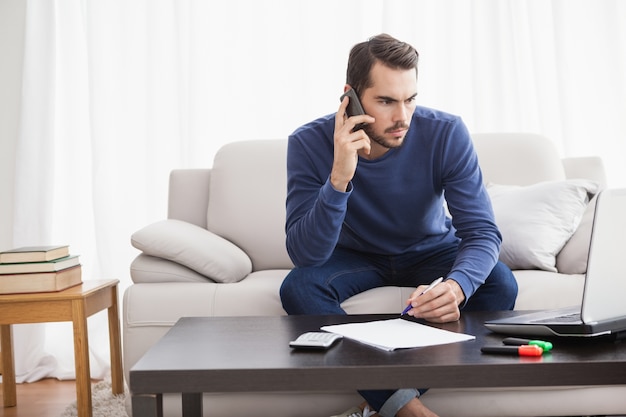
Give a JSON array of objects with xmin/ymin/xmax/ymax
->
[{"xmin": 581, "ymin": 188, "xmax": 626, "ymax": 323}]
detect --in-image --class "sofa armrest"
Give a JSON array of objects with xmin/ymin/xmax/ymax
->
[
  {"xmin": 555, "ymin": 192, "xmax": 598, "ymax": 274},
  {"xmin": 554, "ymin": 156, "xmax": 606, "ymax": 274},
  {"xmin": 168, "ymin": 169, "xmax": 211, "ymax": 228},
  {"xmin": 562, "ymin": 156, "xmax": 607, "ymax": 190}
]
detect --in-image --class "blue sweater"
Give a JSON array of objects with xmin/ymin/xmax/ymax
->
[{"xmin": 285, "ymin": 106, "xmax": 501, "ymax": 299}]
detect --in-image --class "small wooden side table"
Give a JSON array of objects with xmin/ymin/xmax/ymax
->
[{"xmin": 0, "ymin": 279, "xmax": 124, "ymax": 417}]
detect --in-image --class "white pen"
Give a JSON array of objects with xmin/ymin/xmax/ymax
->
[{"xmin": 400, "ymin": 276, "xmax": 444, "ymax": 315}]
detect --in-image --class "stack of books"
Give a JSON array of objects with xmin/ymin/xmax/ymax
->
[{"xmin": 0, "ymin": 245, "xmax": 82, "ymax": 294}]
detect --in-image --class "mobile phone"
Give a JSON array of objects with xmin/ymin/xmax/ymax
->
[{"xmin": 340, "ymin": 89, "xmax": 367, "ymax": 131}]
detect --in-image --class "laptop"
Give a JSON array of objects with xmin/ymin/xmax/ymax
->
[{"xmin": 485, "ymin": 188, "xmax": 626, "ymax": 338}]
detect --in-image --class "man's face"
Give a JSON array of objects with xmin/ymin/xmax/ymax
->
[{"xmin": 360, "ymin": 62, "xmax": 418, "ymax": 152}]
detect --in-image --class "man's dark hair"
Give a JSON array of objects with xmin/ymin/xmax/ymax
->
[{"xmin": 346, "ymin": 33, "xmax": 419, "ymax": 96}]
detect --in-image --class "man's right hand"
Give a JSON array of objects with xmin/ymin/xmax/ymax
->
[{"xmin": 330, "ymin": 96, "xmax": 375, "ymax": 192}]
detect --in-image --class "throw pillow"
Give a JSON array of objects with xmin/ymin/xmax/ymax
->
[
  {"xmin": 555, "ymin": 193, "xmax": 598, "ymax": 274},
  {"xmin": 131, "ymin": 219, "xmax": 252, "ymax": 283},
  {"xmin": 487, "ymin": 179, "xmax": 599, "ymax": 272}
]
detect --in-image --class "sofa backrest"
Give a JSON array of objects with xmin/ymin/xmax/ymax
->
[
  {"xmin": 207, "ymin": 139, "xmax": 293, "ymax": 271},
  {"xmin": 193, "ymin": 133, "xmax": 595, "ymax": 272},
  {"xmin": 168, "ymin": 169, "xmax": 212, "ymax": 229},
  {"xmin": 472, "ymin": 133, "xmax": 566, "ymax": 185}
]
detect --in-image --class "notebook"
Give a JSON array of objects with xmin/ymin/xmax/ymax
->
[{"xmin": 485, "ymin": 188, "xmax": 626, "ymax": 338}]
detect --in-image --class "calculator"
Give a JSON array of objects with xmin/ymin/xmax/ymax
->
[{"xmin": 289, "ymin": 332, "xmax": 343, "ymax": 349}]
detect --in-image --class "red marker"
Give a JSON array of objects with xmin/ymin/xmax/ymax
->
[{"xmin": 481, "ymin": 345, "xmax": 543, "ymax": 357}]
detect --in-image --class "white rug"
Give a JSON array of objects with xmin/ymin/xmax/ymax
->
[{"xmin": 59, "ymin": 380, "xmax": 129, "ymax": 417}]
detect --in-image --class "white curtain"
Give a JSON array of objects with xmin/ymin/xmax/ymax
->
[{"xmin": 10, "ymin": 0, "xmax": 626, "ymax": 382}]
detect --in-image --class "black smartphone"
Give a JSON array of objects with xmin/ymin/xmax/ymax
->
[{"xmin": 340, "ymin": 89, "xmax": 367, "ymax": 131}]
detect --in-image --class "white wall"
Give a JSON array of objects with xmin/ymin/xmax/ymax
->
[{"xmin": 0, "ymin": 0, "xmax": 25, "ymax": 251}]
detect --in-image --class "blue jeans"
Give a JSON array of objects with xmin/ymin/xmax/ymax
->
[{"xmin": 280, "ymin": 244, "xmax": 518, "ymax": 416}]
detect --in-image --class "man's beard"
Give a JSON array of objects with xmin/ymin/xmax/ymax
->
[{"xmin": 363, "ymin": 121, "xmax": 410, "ymax": 149}]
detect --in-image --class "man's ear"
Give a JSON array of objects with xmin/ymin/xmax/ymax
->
[{"xmin": 344, "ymin": 84, "xmax": 352, "ymax": 93}]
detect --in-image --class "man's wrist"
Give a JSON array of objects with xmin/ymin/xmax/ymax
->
[
  {"xmin": 445, "ymin": 278, "xmax": 466, "ymax": 306},
  {"xmin": 330, "ymin": 176, "xmax": 351, "ymax": 192}
]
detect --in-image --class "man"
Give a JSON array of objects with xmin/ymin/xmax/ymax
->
[{"xmin": 280, "ymin": 34, "xmax": 518, "ymax": 417}]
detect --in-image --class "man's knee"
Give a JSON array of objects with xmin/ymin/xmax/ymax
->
[
  {"xmin": 465, "ymin": 261, "xmax": 518, "ymax": 311},
  {"xmin": 280, "ymin": 269, "xmax": 301, "ymax": 314},
  {"xmin": 492, "ymin": 260, "xmax": 517, "ymax": 287},
  {"xmin": 279, "ymin": 269, "xmax": 304, "ymax": 304},
  {"xmin": 490, "ymin": 261, "xmax": 518, "ymax": 306},
  {"xmin": 280, "ymin": 267, "xmax": 327, "ymax": 313}
]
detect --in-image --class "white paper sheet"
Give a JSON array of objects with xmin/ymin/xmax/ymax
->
[{"xmin": 321, "ymin": 318, "xmax": 475, "ymax": 351}]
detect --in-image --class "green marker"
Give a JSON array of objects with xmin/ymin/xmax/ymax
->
[{"xmin": 502, "ymin": 337, "xmax": 553, "ymax": 352}]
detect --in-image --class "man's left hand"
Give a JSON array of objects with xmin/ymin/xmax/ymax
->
[{"xmin": 404, "ymin": 279, "xmax": 466, "ymax": 323}]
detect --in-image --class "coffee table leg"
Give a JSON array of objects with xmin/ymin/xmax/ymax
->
[
  {"xmin": 72, "ymin": 300, "xmax": 93, "ymax": 417},
  {"xmin": 132, "ymin": 393, "xmax": 163, "ymax": 417},
  {"xmin": 182, "ymin": 392, "xmax": 202, "ymax": 417},
  {"xmin": 1, "ymin": 324, "xmax": 17, "ymax": 407}
]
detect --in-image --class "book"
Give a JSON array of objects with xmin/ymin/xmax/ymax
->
[
  {"xmin": 0, "ymin": 245, "xmax": 70, "ymax": 264},
  {"xmin": 0, "ymin": 265, "xmax": 82, "ymax": 294},
  {"xmin": 0, "ymin": 255, "xmax": 80, "ymax": 274}
]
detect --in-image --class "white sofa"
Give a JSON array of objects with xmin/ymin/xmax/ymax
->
[{"xmin": 124, "ymin": 133, "xmax": 626, "ymax": 417}]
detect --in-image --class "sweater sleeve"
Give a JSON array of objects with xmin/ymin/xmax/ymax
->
[
  {"xmin": 438, "ymin": 119, "xmax": 502, "ymax": 302},
  {"xmin": 285, "ymin": 132, "xmax": 350, "ymax": 267}
]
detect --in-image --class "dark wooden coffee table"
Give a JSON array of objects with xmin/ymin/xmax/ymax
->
[{"xmin": 129, "ymin": 312, "xmax": 626, "ymax": 417}]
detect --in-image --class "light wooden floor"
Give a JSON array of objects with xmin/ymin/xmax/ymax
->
[
  {"xmin": 2, "ymin": 378, "xmax": 625, "ymax": 417},
  {"xmin": 0, "ymin": 378, "xmax": 83, "ymax": 417}
]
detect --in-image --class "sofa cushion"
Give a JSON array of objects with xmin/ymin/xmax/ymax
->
[
  {"xmin": 130, "ymin": 254, "xmax": 217, "ymax": 283},
  {"xmin": 487, "ymin": 179, "xmax": 599, "ymax": 272},
  {"xmin": 131, "ymin": 219, "xmax": 252, "ymax": 283}
]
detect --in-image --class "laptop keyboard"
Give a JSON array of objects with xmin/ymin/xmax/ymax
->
[{"xmin": 532, "ymin": 312, "xmax": 582, "ymax": 324}]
